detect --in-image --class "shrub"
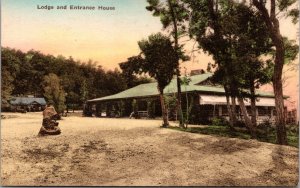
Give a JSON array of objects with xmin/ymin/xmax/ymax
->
[
  {"xmin": 287, "ymin": 124, "xmax": 299, "ymax": 134},
  {"xmin": 211, "ymin": 117, "xmax": 229, "ymax": 126},
  {"xmin": 257, "ymin": 120, "xmax": 274, "ymax": 132}
]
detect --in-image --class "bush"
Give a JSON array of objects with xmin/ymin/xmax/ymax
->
[
  {"xmin": 287, "ymin": 124, "xmax": 299, "ymax": 134},
  {"xmin": 256, "ymin": 120, "xmax": 275, "ymax": 142},
  {"xmin": 234, "ymin": 120, "xmax": 245, "ymax": 127},
  {"xmin": 257, "ymin": 120, "xmax": 274, "ymax": 132},
  {"xmin": 211, "ymin": 117, "xmax": 229, "ymax": 126}
]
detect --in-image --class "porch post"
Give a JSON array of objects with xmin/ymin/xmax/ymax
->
[
  {"xmin": 213, "ymin": 104, "xmax": 216, "ymax": 117},
  {"xmin": 271, "ymin": 107, "xmax": 274, "ymax": 118}
]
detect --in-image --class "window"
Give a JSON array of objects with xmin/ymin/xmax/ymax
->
[
  {"xmin": 222, "ymin": 105, "xmax": 228, "ymax": 116},
  {"xmin": 258, "ymin": 107, "xmax": 269, "ymax": 116}
]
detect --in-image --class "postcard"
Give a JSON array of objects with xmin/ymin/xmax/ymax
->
[{"xmin": 1, "ymin": 0, "xmax": 299, "ymax": 186}]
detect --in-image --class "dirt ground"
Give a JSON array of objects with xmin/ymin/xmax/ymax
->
[{"xmin": 1, "ymin": 112, "xmax": 299, "ymax": 186}]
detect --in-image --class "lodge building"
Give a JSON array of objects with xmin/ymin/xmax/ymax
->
[{"xmin": 85, "ymin": 73, "xmax": 284, "ymax": 125}]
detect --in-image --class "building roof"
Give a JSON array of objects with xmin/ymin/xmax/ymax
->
[
  {"xmin": 200, "ymin": 94, "xmax": 275, "ymax": 106},
  {"xmin": 10, "ymin": 97, "xmax": 47, "ymax": 106},
  {"xmin": 88, "ymin": 73, "xmax": 276, "ymax": 103}
]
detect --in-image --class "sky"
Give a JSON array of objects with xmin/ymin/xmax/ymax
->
[
  {"xmin": 2, "ymin": 0, "xmax": 163, "ymax": 67},
  {"xmin": 1, "ymin": 0, "xmax": 299, "ymax": 110}
]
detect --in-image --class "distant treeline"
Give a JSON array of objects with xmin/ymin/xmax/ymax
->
[{"xmin": 1, "ymin": 47, "xmax": 151, "ymax": 110}]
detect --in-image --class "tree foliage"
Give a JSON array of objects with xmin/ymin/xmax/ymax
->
[
  {"xmin": 1, "ymin": 47, "xmax": 150, "ymax": 110},
  {"xmin": 184, "ymin": 0, "xmax": 274, "ymax": 136},
  {"xmin": 250, "ymin": 0, "xmax": 299, "ymax": 145},
  {"xmin": 138, "ymin": 33, "xmax": 177, "ymax": 92},
  {"xmin": 42, "ymin": 73, "xmax": 66, "ymax": 113},
  {"xmin": 146, "ymin": 0, "xmax": 190, "ymax": 127},
  {"xmin": 1, "ymin": 48, "xmax": 21, "ymax": 104},
  {"xmin": 119, "ymin": 56, "xmax": 153, "ymax": 88},
  {"xmin": 137, "ymin": 33, "xmax": 178, "ymax": 127}
]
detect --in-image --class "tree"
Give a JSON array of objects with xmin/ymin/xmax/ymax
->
[
  {"xmin": 146, "ymin": 0, "xmax": 190, "ymax": 127},
  {"xmin": 119, "ymin": 56, "xmax": 153, "ymax": 88},
  {"xmin": 181, "ymin": 70, "xmax": 192, "ymax": 128},
  {"xmin": 25, "ymin": 50, "xmax": 49, "ymax": 96},
  {"xmin": 185, "ymin": 0, "xmax": 273, "ymax": 137},
  {"xmin": 223, "ymin": 3, "xmax": 272, "ymax": 135},
  {"xmin": 1, "ymin": 70, "xmax": 15, "ymax": 109},
  {"xmin": 185, "ymin": 0, "xmax": 237, "ymax": 128},
  {"xmin": 42, "ymin": 73, "xmax": 66, "ymax": 113},
  {"xmin": 250, "ymin": 0, "xmax": 299, "ymax": 144},
  {"xmin": 137, "ymin": 33, "xmax": 178, "ymax": 127},
  {"xmin": 104, "ymin": 68, "xmax": 127, "ymax": 95},
  {"xmin": 66, "ymin": 91, "xmax": 79, "ymax": 113},
  {"xmin": 1, "ymin": 48, "xmax": 20, "ymax": 105},
  {"xmin": 1, "ymin": 47, "xmax": 133, "ymax": 113},
  {"xmin": 80, "ymin": 79, "xmax": 89, "ymax": 104}
]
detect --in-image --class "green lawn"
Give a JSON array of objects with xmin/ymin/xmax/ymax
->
[{"xmin": 169, "ymin": 125, "xmax": 299, "ymax": 148}]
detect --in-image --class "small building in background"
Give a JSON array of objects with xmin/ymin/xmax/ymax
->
[{"xmin": 9, "ymin": 96, "xmax": 47, "ymax": 112}]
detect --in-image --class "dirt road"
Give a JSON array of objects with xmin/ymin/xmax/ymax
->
[{"xmin": 1, "ymin": 112, "xmax": 298, "ymax": 186}]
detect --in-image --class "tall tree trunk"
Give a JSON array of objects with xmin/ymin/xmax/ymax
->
[
  {"xmin": 273, "ymin": 57, "xmax": 287, "ymax": 144},
  {"xmin": 252, "ymin": 0, "xmax": 287, "ymax": 145},
  {"xmin": 237, "ymin": 97, "xmax": 256, "ymax": 138},
  {"xmin": 176, "ymin": 71, "xmax": 184, "ymax": 126},
  {"xmin": 272, "ymin": 32, "xmax": 287, "ymax": 144},
  {"xmin": 250, "ymin": 82, "xmax": 257, "ymax": 127},
  {"xmin": 185, "ymin": 91, "xmax": 189, "ymax": 128},
  {"xmin": 168, "ymin": 0, "xmax": 184, "ymax": 127},
  {"xmin": 229, "ymin": 81, "xmax": 239, "ymax": 127},
  {"xmin": 159, "ymin": 89, "xmax": 169, "ymax": 127},
  {"xmin": 231, "ymin": 96, "xmax": 238, "ymax": 125},
  {"xmin": 224, "ymin": 86, "xmax": 235, "ymax": 130}
]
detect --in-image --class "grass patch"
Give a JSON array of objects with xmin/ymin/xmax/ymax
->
[
  {"xmin": 169, "ymin": 125, "xmax": 298, "ymax": 148},
  {"xmin": 287, "ymin": 134, "xmax": 298, "ymax": 148}
]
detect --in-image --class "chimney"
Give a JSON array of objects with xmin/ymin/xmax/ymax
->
[{"xmin": 190, "ymin": 69, "xmax": 205, "ymax": 76}]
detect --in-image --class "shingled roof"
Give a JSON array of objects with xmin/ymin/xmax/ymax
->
[
  {"xmin": 10, "ymin": 97, "xmax": 47, "ymax": 105},
  {"xmin": 88, "ymin": 73, "xmax": 275, "ymax": 103}
]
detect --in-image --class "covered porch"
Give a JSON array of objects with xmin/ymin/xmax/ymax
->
[
  {"xmin": 198, "ymin": 94, "xmax": 277, "ymax": 124},
  {"xmin": 84, "ymin": 97, "xmax": 163, "ymax": 119}
]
